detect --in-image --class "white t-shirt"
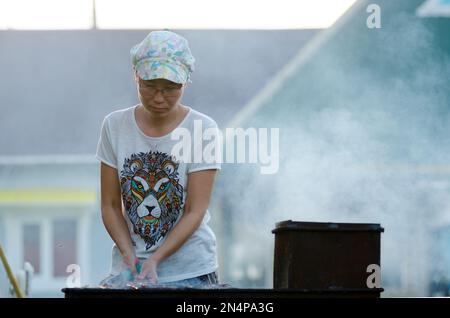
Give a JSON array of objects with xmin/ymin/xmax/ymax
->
[{"xmin": 95, "ymin": 104, "xmax": 221, "ymax": 283}]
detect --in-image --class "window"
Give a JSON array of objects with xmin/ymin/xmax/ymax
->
[
  {"xmin": 22, "ymin": 223, "xmax": 41, "ymax": 274},
  {"xmin": 4, "ymin": 203, "xmax": 90, "ymax": 295},
  {"xmin": 18, "ymin": 217, "xmax": 80, "ymax": 280},
  {"xmin": 52, "ymin": 219, "xmax": 78, "ymax": 277}
]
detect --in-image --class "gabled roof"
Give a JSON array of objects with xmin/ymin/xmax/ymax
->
[
  {"xmin": 230, "ymin": 0, "xmax": 450, "ymax": 165},
  {"xmin": 0, "ymin": 29, "xmax": 317, "ymax": 156}
]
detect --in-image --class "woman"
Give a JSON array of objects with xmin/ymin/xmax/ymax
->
[{"xmin": 96, "ymin": 30, "xmax": 221, "ymax": 287}]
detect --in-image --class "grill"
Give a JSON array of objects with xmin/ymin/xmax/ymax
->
[
  {"xmin": 62, "ymin": 287, "xmax": 381, "ymax": 298},
  {"xmin": 62, "ymin": 220, "xmax": 384, "ymax": 298}
]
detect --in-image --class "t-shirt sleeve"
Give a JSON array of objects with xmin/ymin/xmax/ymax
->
[
  {"xmin": 187, "ymin": 119, "xmax": 222, "ymax": 174},
  {"xmin": 95, "ymin": 116, "xmax": 118, "ymax": 169}
]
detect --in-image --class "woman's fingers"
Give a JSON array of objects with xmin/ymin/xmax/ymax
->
[
  {"xmin": 137, "ymin": 266, "xmax": 150, "ymax": 280},
  {"xmin": 137, "ymin": 265, "xmax": 158, "ymax": 283},
  {"xmin": 137, "ymin": 271, "xmax": 146, "ymax": 280},
  {"xmin": 127, "ymin": 258, "xmax": 138, "ymax": 275}
]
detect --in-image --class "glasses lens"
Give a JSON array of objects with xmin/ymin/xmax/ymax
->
[
  {"xmin": 139, "ymin": 84, "xmax": 181, "ymax": 97},
  {"xmin": 162, "ymin": 88, "xmax": 180, "ymax": 97}
]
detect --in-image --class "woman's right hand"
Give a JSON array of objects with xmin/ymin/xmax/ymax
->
[{"xmin": 122, "ymin": 252, "xmax": 139, "ymax": 276}]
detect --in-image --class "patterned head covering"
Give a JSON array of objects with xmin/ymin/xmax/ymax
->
[{"xmin": 130, "ymin": 30, "xmax": 195, "ymax": 84}]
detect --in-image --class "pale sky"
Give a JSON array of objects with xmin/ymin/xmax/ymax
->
[{"xmin": 0, "ymin": 0, "xmax": 357, "ymax": 30}]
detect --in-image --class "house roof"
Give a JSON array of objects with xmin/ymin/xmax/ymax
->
[
  {"xmin": 230, "ymin": 0, "xmax": 450, "ymax": 165},
  {"xmin": 0, "ymin": 29, "xmax": 318, "ymax": 156}
]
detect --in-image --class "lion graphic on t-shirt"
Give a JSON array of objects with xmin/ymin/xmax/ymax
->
[{"xmin": 120, "ymin": 151, "xmax": 184, "ymax": 250}]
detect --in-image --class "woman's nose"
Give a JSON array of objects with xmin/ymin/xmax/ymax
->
[{"xmin": 153, "ymin": 91, "xmax": 165, "ymax": 102}]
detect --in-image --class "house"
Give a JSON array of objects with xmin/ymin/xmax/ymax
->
[{"xmin": 0, "ymin": 29, "xmax": 317, "ymax": 297}]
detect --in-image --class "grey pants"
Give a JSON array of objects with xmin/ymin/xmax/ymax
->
[{"xmin": 164, "ymin": 272, "xmax": 219, "ymax": 287}]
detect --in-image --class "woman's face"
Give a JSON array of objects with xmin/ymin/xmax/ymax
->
[{"xmin": 135, "ymin": 74, "xmax": 185, "ymax": 115}]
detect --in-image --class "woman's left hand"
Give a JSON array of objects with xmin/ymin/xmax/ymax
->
[{"xmin": 137, "ymin": 258, "xmax": 159, "ymax": 284}]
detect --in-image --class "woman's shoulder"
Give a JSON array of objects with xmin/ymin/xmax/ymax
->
[
  {"xmin": 187, "ymin": 106, "xmax": 219, "ymax": 128},
  {"xmin": 102, "ymin": 104, "xmax": 136, "ymax": 127}
]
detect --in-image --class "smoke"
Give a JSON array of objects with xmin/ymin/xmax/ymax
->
[{"xmin": 218, "ymin": 5, "xmax": 450, "ymax": 296}]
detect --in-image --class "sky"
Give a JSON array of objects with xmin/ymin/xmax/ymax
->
[{"xmin": 0, "ymin": 0, "xmax": 357, "ymax": 30}]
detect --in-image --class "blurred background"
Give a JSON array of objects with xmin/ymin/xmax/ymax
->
[{"xmin": 0, "ymin": 0, "xmax": 449, "ymax": 297}]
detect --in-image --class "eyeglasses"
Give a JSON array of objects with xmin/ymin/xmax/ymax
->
[{"xmin": 139, "ymin": 84, "xmax": 182, "ymax": 97}]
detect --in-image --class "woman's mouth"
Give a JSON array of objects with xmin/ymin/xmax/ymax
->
[
  {"xmin": 152, "ymin": 108, "xmax": 166, "ymax": 113},
  {"xmin": 150, "ymin": 106, "xmax": 167, "ymax": 112}
]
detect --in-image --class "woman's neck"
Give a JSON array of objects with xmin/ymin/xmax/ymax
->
[
  {"xmin": 144, "ymin": 103, "xmax": 179, "ymax": 122},
  {"xmin": 138, "ymin": 103, "xmax": 188, "ymax": 133}
]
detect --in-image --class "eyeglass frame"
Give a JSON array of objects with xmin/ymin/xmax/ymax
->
[{"xmin": 138, "ymin": 81, "xmax": 183, "ymax": 98}]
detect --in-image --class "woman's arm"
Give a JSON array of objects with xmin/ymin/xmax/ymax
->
[
  {"xmin": 138, "ymin": 169, "xmax": 219, "ymax": 282},
  {"xmin": 100, "ymin": 162, "xmax": 138, "ymax": 274}
]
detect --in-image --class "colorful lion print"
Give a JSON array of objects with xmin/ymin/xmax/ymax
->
[{"xmin": 120, "ymin": 151, "xmax": 184, "ymax": 250}]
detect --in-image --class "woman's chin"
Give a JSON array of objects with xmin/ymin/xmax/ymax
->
[
  {"xmin": 142, "ymin": 104, "xmax": 169, "ymax": 114},
  {"xmin": 150, "ymin": 107, "xmax": 168, "ymax": 113}
]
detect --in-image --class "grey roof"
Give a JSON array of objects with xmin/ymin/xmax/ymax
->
[
  {"xmin": 232, "ymin": 0, "xmax": 450, "ymax": 165},
  {"xmin": 0, "ymin": 29, "xmax": 318, "ymax": 156}
]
